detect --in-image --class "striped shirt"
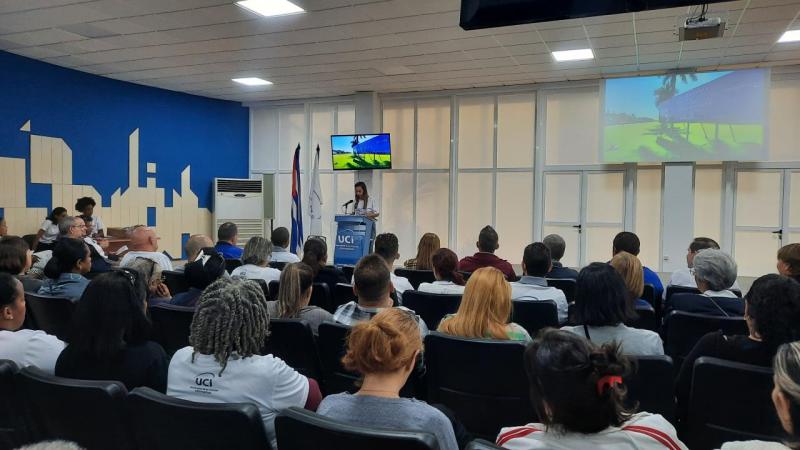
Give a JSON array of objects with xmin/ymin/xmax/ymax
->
[{"xmin": 332, "ymin": 302, "xmax": 429, "ymax": 337}]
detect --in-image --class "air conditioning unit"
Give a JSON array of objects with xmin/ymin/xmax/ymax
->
[{"xmin": 213, "ymin": 178, "xmax": 265, "ymax": 246}]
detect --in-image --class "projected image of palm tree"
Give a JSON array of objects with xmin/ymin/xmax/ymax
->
[{"xmin": 332, "ymin": 134, "xmax": 391, "ymax": 170}]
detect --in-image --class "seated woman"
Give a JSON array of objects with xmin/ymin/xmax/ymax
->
[
  {"xmin": 665, "ymin": 249, "xmax": 743, "ymax": 317},
  {"xmin": 0, "ymin": 236, "xmax": 43, "ymax": 292},
  {"xmin": 676, "ymin": 274, "xmax": 800, "ymax": 422},
  {"xmin": 37, "ymin": 238, "xmax": 91, "ymax": 302},
  {"xmin": 404, "ymin": 233, "xmax": 440, "ymax": 270},
  {"xmin": 561, "ymin": 263, "xmax": 663, "ymax": 356},
  {"xmin": 0, "ymin": 273, "xmax": 65, "ymax": 374},
  {"xmin": 418, "ymin": 248, "xmax": 466, "ymax": 295},
  {"xmin": 318, "ymin": 308, "xmax": 459, "ymax": 450},
  {"xmin": 610, "ymin": 251, "xmax": 653, "ymax": 311},
  {"xmin": 168, "ymin": 277, "xmax": 321, "ymax": 450},
  {"xmin": 55, "ymin": 269, "xmax": 168, "ymax": 392},
  {"xmin": 167, "ymin": 248, "xmax": 226, "ymax": 307},
  {"xmin": 302, "ymin": 237, "xmax": 347, "ymax": 295},
  {"xmin": 267, "ymin": 262, "xmax": 332, "ymax": 335},
  {"xmin": 31, "ymin": 207, "xmax": 67, "ymax": 252},
  {"xmin": 437, "ymin": 267, "xmax": 530, "ymax": 342},
  {"xmin": 127, "ymin": 257, "xmax": 171, "ymax": 302},
  {"xmin": 231, "ymin": 236, "xmax": 281, "ymax": 283},
  {"xmin": 777, "ymin": 243, "xmax": 800, "ymax": 284},
  {"xmin": 497, "ymin": 329, "xmax": 687, "ymax": 449}
]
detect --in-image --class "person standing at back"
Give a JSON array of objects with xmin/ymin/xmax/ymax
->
[
  {"xmin": 214, "ymin": 222, "xmax": 243, "ymax": 259},
  {"xmin": 74, "ymin": 197, "xmax": 104, "ymax": 237},
  {"xmin": 458, "ymin": 225, "xmax": 516, "ymax": 281},
  {"xmin": 510, "ymin": 243, "xmax": 568, "ymax": 324},
  {"xmin": 542, "ymin": 234, "xmax": 579, "ymax": 280},
  {"xmin": 270, "ymin": 227, "xmax": 300, "ymax": 263},
  {"xmin": 373, "ymin": 233, "xmax": 413, "ymax": 298},
  {"xmin": 612, "ymin": 232, "xmax": 663, "ymax": 300}
]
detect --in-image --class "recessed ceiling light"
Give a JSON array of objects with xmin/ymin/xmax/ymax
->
[
  {"xmin": 552, "ymin": 48, "xmax": 594, "ymax": 62},
  {"xmin": 778, "ymin": 29, "xmax": 800, "ymax": 43},
  {"xmin": 232, "ymin": 77, "xmax": 273, "ymax": 86},
  {"xmin": 235, "ymin": 0, "xmax": 304, "ymax": 18}
]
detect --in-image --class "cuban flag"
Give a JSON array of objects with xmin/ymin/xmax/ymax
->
[{"xmin": 290, "ymin": 143, "xmax": 304, "ymax": 254}]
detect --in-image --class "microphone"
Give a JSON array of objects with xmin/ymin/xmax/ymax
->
[{"xmin": 342, "ymin": 200, "xmax": 354, "ymax": 207}]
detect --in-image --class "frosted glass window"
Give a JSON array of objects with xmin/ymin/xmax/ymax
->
[
  {"xmin": 790, "ymin": 171, "xmax": 800, "ymax": 228},
  {"xmin": 250, "ymin": 108, "xmax": 278, "ymax": 171},
  {"xmin": 542, "ymin": 225, "xmax": 580, "ymax": 269},
  {"xmin": 381, "ymin": 173, "xmax": 415, "ymax": 261},
  {"xmin": 544, "ymin": 173, "xmax": 580, "ymax": 223},
  {"xmin": 382, "ymin": 101, "xmax": 415, "ymax": 170},
  {"xmin": 456, "ymin": 172, "xmax": 493, "ymax": 259},
  {"xmin": 458, "ymin": 96, "xmax": 494, "ymax": 169},
  {"xmin": 769, "ymin": 79, "xmax": 800, "ymax": 162},
  {"xmin": 586, "ymin": 172, "xmax": 624, "ymax": 224},
  {"xmin": 497, "ymin": 94, "xmax": 535, "ymax": 168},
  {"xmin": 735, "ymin": 171, "xmax": 782, "ymax": 228},
  {"xmin": 417, "ymin": 173, "xmax": 450, "ymax": 248},
  {"xmin": 636, "ymin": 169, "xmax": 662, "ymax": 270},
  {"xmin": 495, "ymin": 172, "xmax": 533, "ymax": 263},
  {"xmin": 585, "ymin": 227, "xmax": 620, "ymax": 264},
  {"xmin": 417, "ymin": 98, "xmax": 451, "ymax": 169},
  {"xmin": 545, "ymin": 89, "xmax": 600, "ymax": 166},
  {"xmin": 694, "ymin": 168, "xmax": 722, "ymax": 240},
  {"xmin": 311, "ymin": 104, "xmax": 335, "ymax": 171},
  {"xmin": 337, "ymin": 103, "xmax": 355, "ymax": 135},
  {"xmin": 735, "ymin": 231, "xmax": 782, "ymax": 277},
  {"xmin": 336, "ymin": 172, "xmax": 355, "ymax": 213},
  {"xmin": 278, "ymin": 106, "xmax": 306, "ymax": 171}
]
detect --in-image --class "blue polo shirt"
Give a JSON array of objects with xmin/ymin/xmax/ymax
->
[{"xmin": 215, "ymin": 241, "xmax": 243, "ymax": 259}]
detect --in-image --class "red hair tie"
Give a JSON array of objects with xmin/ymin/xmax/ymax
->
[{"xmin": 596, "ymin": 375, "xmax": 623, "ymax": 395}]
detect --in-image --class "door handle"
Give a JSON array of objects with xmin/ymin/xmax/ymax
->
[
  {"xmin": 772, "ymin": 229, "xmax": 783, "ymax": 239},
  {"xmin": 572, "ymin": 224, "xmax": 582, "ymax": 233}
]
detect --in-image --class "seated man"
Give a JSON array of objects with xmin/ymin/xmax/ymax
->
[
  {"xmin": 334, "ymin": 254, "xmax": 428, "ymax": 337},
  {"xmin": 119, "ymin": 226, "xmax": 173, "ymax": 271},
  {"xmin": 664, "ymin": 249, "xmax": 744, "ymax": 317},
  {"xmin": 542, "ymin": 234, "xmax": 578, "ymax": 280},
  {"xmin": 270, "ymin": 227, "xmax": 300, "ymax": 263},
  {"xmin": 510, "ymin": 243, "xmax": 568, "ymax": 324},
  {"xmin": 374, "ymin": 233, "xmax": 413, "ymax": 297},
  {"xmin": 612, "ymin": 231, "xmax": 663, "ymax": 300},
  {"xmin": 59, "ymin": 216, "xmax": 111, "ymax": 273},
  {"xmin": 215, "ymin": 222, "xmax": 243, "ymax": 260},
  {"xmin": 176, "ymin": 234, "xmax": 213, "ymax": 273},
  {"xmin": 458, "ymin": 225, "xmax": 516, "ymax": 280},
  {"xmin": 666, "ymin": 237, "xmax": 740, "ymax": 297}
]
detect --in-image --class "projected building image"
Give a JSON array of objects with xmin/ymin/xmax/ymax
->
[{"xmin": 331, "ymin": 134, "xmax": 392, "ymax": 170}]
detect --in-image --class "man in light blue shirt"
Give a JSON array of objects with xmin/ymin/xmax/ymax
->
[{"xmin": 511, "ymin": 242, "xmax": 569, "ymax": 324}]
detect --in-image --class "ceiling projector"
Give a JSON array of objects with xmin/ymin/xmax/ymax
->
[{"xmin": 679, "ymin": 16, "xmax": 725, "ymax": 40}]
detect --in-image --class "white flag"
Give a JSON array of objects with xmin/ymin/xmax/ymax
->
[{"xmin": 308, "ymin": 144, "xmax": 323, "ymax": 236}]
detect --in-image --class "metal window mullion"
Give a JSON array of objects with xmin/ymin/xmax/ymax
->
[
  {"xmin": 492, "ymin": 95, "xmax": 499, "ymax": 228},
  {"xmin": 412, "ymin": 100, "xmax": 419, "ymax": 247},
  {"xmin": 781, "ymin": 169, "xmax": 790, "ymax": 245},
  {"xmin": 624, "ymin": 163, "xmax": 636, "ymax": 232},
  {"xmin": 579, "ymin": 171, "xmax": 589, "ymax": 266},
  {"xmin": 533, "ymin": 91, "xmax": 546, "ymax": 242},
  {"xmin": 449, "ymin": 95, "xmax": 458, "ymax": 249},
  {"xmin": 722, "ymin": 162, "xmax": 737, "ymax": 254}
]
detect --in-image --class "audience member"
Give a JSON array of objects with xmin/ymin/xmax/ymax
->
[
  {"xmin": 613, "ymin": 231, "xmax": 663, "ymax": 300},
  {"xmin": 59, "ymin": 216, "xmax": 111, "ymax": 273},
  {"xmin": 497, "ymin": 329, "xmax": 687, "ymax": 449},
  {"xmin": 374, "ymin": 233, "xmax": 413, "ymax": 297},
  {"xmin": 0, "ymin": 273, "xmax": 65, "ymax": 374},
  {"xmin": 119, "ymin": 226, "xmax": 173, "ymax": 270},
  {"xmin": 665, "ymin": 249, "xmax": 743, "ymax": 317},
  {"xmin": 270, "ymin": 227, "xmax": 300, "ymax": 263},
  {"xmin": 214, "ymin": 221, "xmax": 243, "ymax": 259},
  {"xmin": 126, "ymin": 257, "xmax": 171, "ymax": 302},
  {"xmin": 38, "ymin": 238, "xmax": 91, "ymax": 302},
  {"xmin": 302, "ymin": 237, "xmax": 347, "ymax": 295},
  {"xmin": 542, "ymin": 234, "xmax": 579, "ymax": 280},
  {"xmin": 667, "ymin": 237, "xmax": 740, "ymax": 294},
  {"xmin": 0, "ymin": 236, "xmax": 43, "ymax": 292},
  {"xmin": 458, "ymin": 225, "xmax": 516, "ymax": 280},
  {"xmin": 778, "ymin": 243, "xmax": 800, "ymax": 283},
  {"xmin": 609, "ymin": 251, "xmax": 653, "ymax": 310},
  {"xmin": 438, "ymin": 267, "xmax": 530, "ymax": 342},
  {"xmin": 55, "ymin": 269, "xmax": 168, "ymax": 392},
  {"xmin": 167, "ymin": 248, "xmax": 226, "ymax": 307},
  {"xmin": 32, "ymin": 207, "xmax": 67, "ymax": 252},
  {"xmin": 562, "ymin": 263, "xmax": 663, "ymax": 356},
  {"xmin": 75, "ymin": 197, "xmax": 104, "ymax": 237},
  {"xmin": 510, "ymin": 243, "xmax": 568, "ymax": 323},
  {"xmin": 333, "ymin": 254, "xmax": 428, "ymax": 336},
  {"xmin": 404, "ymin": 233, "xmax": 440, "ymax": 270},
  {"xmin": 231, "ymin": 236, "xmax": 281, "ymax": 283},
  {"xmin": 676, "ymin": 274, "xmax": 800, "ymax": 421},
  {"xmin": 0, "ymin": 217, "xmax": 6, "ymax": 237},
  {"xmin": 418, "ymin": 248, "xmax": 466, "ymax": 295},
  {"xmin": 183, "ymin": 234, "xmax": 213, "ymax": 265},
  {"xmin": 168, "ymin": 277, "xmax": 321, "ymax": 450},
  {"xmin": 268, "ymin": 262, "xmax": 332, "ymax": 335},
  {"xmin": 318, "ymin": 308, "xmax": 459, "ymax": 450}
]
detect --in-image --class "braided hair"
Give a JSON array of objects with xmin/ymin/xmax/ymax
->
[{"xmin": 189, "ymin": 277, "xmax": 270, "ymax": 375}]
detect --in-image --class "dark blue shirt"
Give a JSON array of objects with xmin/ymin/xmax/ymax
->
[
  {"xmin": 546, "ymin": 261, "xmax": 579, "ymax": 280},
  {"xmin": 643, "ymin": 266, "xmax": 663, "ymax": 300},
  {"xmin": 215, "ymin": 241, "xmax": 243, "ymax": 259}
]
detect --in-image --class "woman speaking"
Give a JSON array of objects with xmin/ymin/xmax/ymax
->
[{"xmin": 349, "ymin": 181, "xmax": 379, "ymax": 219}]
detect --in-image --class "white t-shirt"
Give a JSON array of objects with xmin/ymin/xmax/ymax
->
[
  {"xmin": 0, "ymin": 329, "xmax": 65, "ymax": 374},
  {"xmin": 120, "ymin": 251, "xmax": 173, "ymax": 271},
  {"xmin": 89, "ymin": 215, "xmax": 104, "ymax": 236},
  {"xmin": 271, "ymin": 249, "xmax": 300, "ymax": 263},
  {"xmin": 497, "ymin": 412, "xmax": 688, "ymax": 450},
  {"xmin": 231, "ymin": 264, "xmax": 281, "ymax": 284},
  {"xmin": 38, "ymin": 219, "xmax": 60, "ymax": 244},
  {"xmin": 348, "ymin": 198, "xmax": 378, "ymax": 216},
  {"xmin": 666, "ymin": 267, "xmax": 741, "ymax": 298},
  {"xmin": 561, "ymin": 324, "xmax": 664, "ymax": 356},
  {"xmin": 418, "ymin": 281, "xmax": 466, "ymax": 295},
  {"xmin": 510, "ymin": 278, "xmax": 569, "ymax": 324},
  {"xmin": 168, "ymin": 346, "xmax": 309, "ymax": 449},
  {"xmin": 84, "ymin": 237, "xmax": 107, "ymax": 258}
]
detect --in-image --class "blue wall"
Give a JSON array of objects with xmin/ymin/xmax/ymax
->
[{"xmin": 0, "ymin": 50, "xmax": 249, "ymax": 210}]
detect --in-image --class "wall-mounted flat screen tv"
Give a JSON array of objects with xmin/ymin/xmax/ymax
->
[{"xmin": 331, "ymin": 134, "xmax": 392, "ymax": 170}]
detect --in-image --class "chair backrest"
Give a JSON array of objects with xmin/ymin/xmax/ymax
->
[
  {"xmin": 394, "ymin": 268, "xmax": 436, "ymax": 289},
  {"xmin": 148, "ymin": 303, "xmax": 196, "ymax": 356},
  {"xmin": 545, "ymin": 278, "xmax": 576, "ymax": 302},
  {"xmin": 0, "ymin": 360, "xmax": 27, "ymax": 448},
  {"xmin": 18, "ymin": 366, "xmax": 131, "ymax": 449},
  {"xmin": 666, "ymin": 285, "xmax": 701, "ymax": 300},
  {"xmin": 23, "ymin": 292, "xmax": 75, "ymax": 341},
  {"xmin": 333, "ymin": 283, "xmax": 357, "ymax": 311},
  {"xmin": 225, "ymin": 258, "xmax": 243, "ymax": 272},
  {"xmin": 628, "ymin": 307, "xmax": 658, "ymax": 331},
  {"xmin": 317, "ymin": 322, "xmax": 359, "ymax": 394},
  {"xmin": 276, "ymin": 407, "xmax": 439, "ymax": 450},
  {"xmin": 252, "ymin": 278, "xmax": 271, "ymax": 300},
  {"xmin": 686, "ymin": 357, "xmax": 781, "ymax": 450},
  {"xmin": 466, "ymin": 439, "xmax": 504, "ymax": 450},
  {"xmin": 126, "ymin": 387, "xmax": 271, "ymax": 450},
  {"xmin": 424, "ymin": 332, "xmax": 535, "ymax": 439},
  {"xmin": 663, "ymin": 311, "xmax": 748, "ymax": 364},
  {"xmin": 401, "ymin": 290, "xmax": 462, "ymax": 331},
  {"xmin": 339, "ymin": 265, "xmax": 355, "ymax": 280},
  {"xmin": 511, "ymin": 300, "xmax": 558, "ymax": 337},
  {"xmin": 310, "ymin": 282, "xmax": 334, "ymax": 313},
  {"xmin": 642, "ymin": 284, "xmax": 661, "ymax": 318},
  {"xmin": 269, "ymin": 261, "xmax": 287, "ymax": 270},
  {"xmin": 625, "ymin": 355, "xmax": 676, "ymax": 423},
  {"xmin": 262, "ymin": 318, "xmax": 323, "ymax": 381},
  {"xmin": 269, "ymin": 280, "xmax": 281, "ymax": 299},
  {"xmin": 162, "ymin": 270, "xmax": 189, "ymax": 295}
]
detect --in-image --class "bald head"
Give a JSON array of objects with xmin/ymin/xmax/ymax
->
[
  {"xmin": 185, "ymin": 234, "xmax": 213, "ymax": 262},
  {"xmin": 130, "ymin": 226, "xmax": 159, "ymax": 252}
]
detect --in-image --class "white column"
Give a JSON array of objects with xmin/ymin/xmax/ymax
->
[{"xmin": 661, "ymin": 163, "xmax": 694, "ymax": 273}]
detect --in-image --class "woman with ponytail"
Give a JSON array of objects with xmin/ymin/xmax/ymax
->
[
  {"xmin": 497, "ymin": 329, "xmax": 688, "ymax": 449},
  {"xmin": 317, "ymin": 308, "xmax": 458, "ymax": 450},
  {"xmin": 301, "ymin": 237, "xmax": 347, "ymax": 295},
  {"xmin": 268, "ymin": 262, "xmax": 332, "ymax": 335},
  {"xmin": 418, "ymin": 248, "xmax": 466, "ymax": 295},
  {"xmin": 37, "ymin": 238, "xmax": 91, "ymax": 301}
]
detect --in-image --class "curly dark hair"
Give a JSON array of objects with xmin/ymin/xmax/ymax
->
[{"xmin": 746, "ymin": 274, "xmax": 800, "ymax": 352}]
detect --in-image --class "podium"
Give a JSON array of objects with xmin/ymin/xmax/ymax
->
[{"xmin": 333, "ymin": 215, "xmax": 375, "ymax": 266}]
